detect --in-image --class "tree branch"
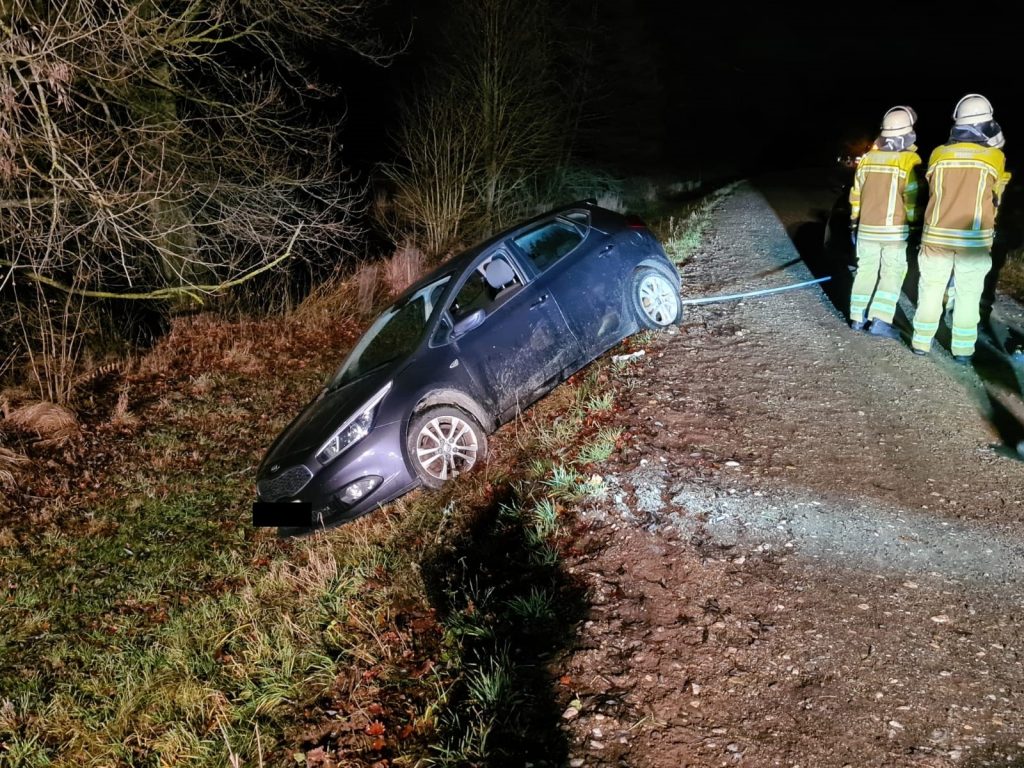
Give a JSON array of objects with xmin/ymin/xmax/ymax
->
[{"xmin": 0, "ymin": 225, "xmax": 303, "ymax": 304}]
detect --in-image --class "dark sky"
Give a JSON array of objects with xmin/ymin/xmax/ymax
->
[
  {"xmin": 335, "ymin": 3, "xmax": 1022, "ymax": 177},
  {"xmin": 646, "ymin": 4, "xmax": 1022, "ymax": 172}
]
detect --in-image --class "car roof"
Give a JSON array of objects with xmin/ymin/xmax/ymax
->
[{"xmin": 394, "ymin": 200, "xmax": 611, "ymax": 301}]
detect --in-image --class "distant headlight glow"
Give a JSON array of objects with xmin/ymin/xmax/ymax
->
[{"xmin": 315, "ymin": 383, "xmax": 392, "ymax": 466}]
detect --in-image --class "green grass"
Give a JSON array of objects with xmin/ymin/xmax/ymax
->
[
  {"xmin": 585, "ymin": 391, "xmax": 614, "ymax": 412},
  {"xmin": 663, "ymin": 212, "xmax": 708, "ymax": 265},
  {"xmin": 542, "ymin": 464, "xmax": 582, "ymax": 499},
  {"xmin": 422, "ymin": 353, "xmax": 636, "ymax": 765},
  {"xmin": 464, "ymin": 651, "xmax": 519, "ymax": 713},
  {"xmin": 530, "ymin": 498, "xmax": 559, "ymax": 539},
  {"xmin": 505, "ymin": 587, "xmax": 557, "ymax": 624},
  {"xmin": 0, "ymin": 321, "xmax": 457, "ymax": 766},
  {"xmin": 577, "ymin": 427, "xmax": 623, "ymax": 466}
]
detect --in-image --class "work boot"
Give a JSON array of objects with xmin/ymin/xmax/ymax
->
[
  {"xmin": 952, "ymin": 354, "xmax": 972, "ymax": 365},
  {"xmin": 867, "ymin": 319, "xmax": 900, "ymax": 340},
  {"xmin": 849, "ymin": 318, "xmax": 867, "ymax": 331}
]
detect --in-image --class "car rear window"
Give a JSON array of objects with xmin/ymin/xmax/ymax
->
[{"xmin": 513, "ymin": 220, "xmax": 584, "ymax": 272}]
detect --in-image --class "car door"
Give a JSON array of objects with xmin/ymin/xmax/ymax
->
[
  {"xmin": 511, "ymin": 212, "xmax": 628, "ymax": 358},
  {"xmin": 445, "ymin": 251, "xmax": 583, "ymax": 420}
]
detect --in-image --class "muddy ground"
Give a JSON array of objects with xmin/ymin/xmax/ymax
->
[{"xmin": 555, "ymin": 177, "xmax": 1024, "ymax": 767}]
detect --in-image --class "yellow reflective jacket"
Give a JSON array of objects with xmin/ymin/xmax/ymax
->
[
  {"xmin": 849, "ymin": 147, "xmax": 922, "ymax": 241},
  {"xmin": 921, "ymin": 143, "xmax": 1011, "ymax": 250}
]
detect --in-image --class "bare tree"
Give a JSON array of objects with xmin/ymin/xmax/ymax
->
[
  {"xmin": 0, "ymin": 0, "xmax": 386, "ymax": 401},
  {"xmin": 382, "ymin": 89, "xmax": 480, "ymax": 255},
  {"xmin": 456, "ymin": 0, "xmax": 563, "ymax": 232},
  {"xmin": 384, "ymin": 0, "xmax": 566, "ymax": 253}
]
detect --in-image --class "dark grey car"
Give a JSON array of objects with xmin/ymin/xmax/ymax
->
[{"xmin": 256, "ymin": 200, "xmax": 682, "ymax": 530}]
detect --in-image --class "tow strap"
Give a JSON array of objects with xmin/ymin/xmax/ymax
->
[{"xmin": 680, "ymin": 276, "xmax": 831, "ymax": 306}]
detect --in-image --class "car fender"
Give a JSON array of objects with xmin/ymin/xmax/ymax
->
[
  {"xmin": 411, "ymin": 388, "xmax": 495, "ymax": 434},
  {"xmin": 635, "ymin": 257, "xmax": 681, "ymax": 288}
]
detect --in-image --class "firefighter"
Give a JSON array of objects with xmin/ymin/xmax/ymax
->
[
  {"xmin": 911, "ymin": 94, "xmax": 1011, "ymax": 362},
  {"xmin": 848, "ymin": 106, "xmax": 922, "ymax": 336}
]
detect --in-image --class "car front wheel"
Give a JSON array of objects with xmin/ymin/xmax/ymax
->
[
  {"xmin": 632, "ymin": 268, "xmax": 682, "ymax": 328},
  {"xmin": 407, "ymin": 406, "xmax": 488, "ymax": 489}
]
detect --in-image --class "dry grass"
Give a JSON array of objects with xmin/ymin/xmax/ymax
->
[
  {"xmin": 136, "ymin": 311, "xmax": 352, "ymax": 386},
  {"xmin": 998, "ymin": 249, "xmax": 1024, "ymax": 305},
  {"xmin": 291, "ymin": 259, "xmax": 387, "ymax": 330},
  {"xmin": 290, "ymin": 270, "xmax": 354, "ymax": 326},
  {"xmin": 354, "ymin": 261, "xmax": 381, "ymax": 316},
  {"xmin": 4, "ymin": 401, "xmax": 79, "ymax": 443},
  {"xmin": 383, "ymin": 242, "xmax": 426, "ymax": 298},
  {"xmin": 110, "ymin": 384, "xmax": 137, "ymax": 426},
  {"xmin": 0, "ymin": 445, "xmax": 29, "ymax": 488},
  {"xmin": 0, "ymin": 351, "xmax": 14, "ymax": 384},
  {"xmin": 596, "ymin": 192, "xmax": 626, "ymax": 213},
  {"xmin": 70, "ymin": 362, "xmax": 123, "ymax": 397}
]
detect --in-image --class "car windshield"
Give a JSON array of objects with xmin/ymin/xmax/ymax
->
[{"xmin": 327, "ymin": 276, "xmax": 450, "ymax": 389}]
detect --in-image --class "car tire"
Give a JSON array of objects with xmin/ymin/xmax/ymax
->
[
  {"xmin": 407, "ymin": 406, "xmax": 488, "ymax": 489},
  {"xmin": 631, "ymin": 267, "xmax": 682, "ymax": 329}
]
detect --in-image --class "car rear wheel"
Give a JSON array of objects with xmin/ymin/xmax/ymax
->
[
  {"xmin": 632, "ymin": 268, "xmax": 681, "ymax": 328},
  {"xmin": 407, "ymin": 406, "xmax": 487, "ymax": 489}
]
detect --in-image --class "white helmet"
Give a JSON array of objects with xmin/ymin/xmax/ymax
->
[
  {"xmin": 953, "ymin": 94, "xmax": 994, "ymax": 125},
  {"xmin": 880, "ymin": 106, "xmax": 915, "ymax": 137},
  {"xmin": 890, "ymin": 104, "xmax": 918, "ymax": 124}
]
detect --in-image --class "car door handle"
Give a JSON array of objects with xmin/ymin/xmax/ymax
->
[
  {"xmin": 598, "ymin": 244, "xmax": 614, "ymax": 257},
  {"xmin": 530, "ymin": 293, "xmax": 549, "ymax": 309}
]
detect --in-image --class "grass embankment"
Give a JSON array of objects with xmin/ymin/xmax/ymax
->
[
  {"xmin": 654, "ymin": 182, "xmax": 740, "ymax": 267},
  {"xmin": 0, "ymin": 185, "xmax": 728, "ymax": 767}
]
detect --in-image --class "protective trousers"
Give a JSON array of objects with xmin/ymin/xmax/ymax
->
[
  {"xmin": 911, "ymin": 245, "xmax": 992, "ymax": 356},
  {"xmin": 849, "ymin": 240, "xmax": 908, "ymax": 323}
]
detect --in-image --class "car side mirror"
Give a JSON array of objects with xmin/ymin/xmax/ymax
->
[{"xmin": 451, "ymin": 308, "xmax": 486, "ymax": 338}]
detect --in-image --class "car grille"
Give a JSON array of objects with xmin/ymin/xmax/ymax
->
[{"xmin": 257, "ymin": 465, "xmax": 313, "ymax": 501}]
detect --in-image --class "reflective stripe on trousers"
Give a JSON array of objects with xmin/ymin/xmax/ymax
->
[
  {"xmin": 911, "ymin": 245, "xmax": 992, "ymax": 355},
  {"xmin": 849, "ymin": 239, "xmax": 908, "ymax": 323}
]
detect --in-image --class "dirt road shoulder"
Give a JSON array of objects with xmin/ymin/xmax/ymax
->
[{"xmin": 556, "ymin": 181, "xmax": 1024, "ymax": 768}]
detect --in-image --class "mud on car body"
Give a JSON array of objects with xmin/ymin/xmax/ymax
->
[{"xmin": 256, "ymin": 200, "xmax": 682, "ymax": 532}]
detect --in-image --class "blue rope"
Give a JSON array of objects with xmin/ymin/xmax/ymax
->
[{"xmin": 680, "ymin": 276, "xmax": 832, "ymax": 306}]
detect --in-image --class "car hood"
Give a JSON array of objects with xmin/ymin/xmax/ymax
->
[{"xmin": 260, "ymin": 367, "xmax": 395, "ymax": 472}]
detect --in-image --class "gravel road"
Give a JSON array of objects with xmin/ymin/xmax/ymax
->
[{"xmin": 557, "ymin": 178, "xmax": 1024, "ymax": 768}]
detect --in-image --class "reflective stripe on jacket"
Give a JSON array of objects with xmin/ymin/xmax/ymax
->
[
  {"xmin": 849, "ymin": 147, "xmax": 922, "ymax": 241},
  {"xmin": 921, "ymin": 143, "xmax": 1010, "ymax": 250}
]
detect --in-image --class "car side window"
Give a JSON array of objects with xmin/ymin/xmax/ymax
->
[
  {"xmin": 450, "ymin": 271, "xmax": 491, "ymax": 320},
  {"xmin": 513, "ymin": 219, "xmax": 584, "ymax": 272},
  {"xmin": 449, "ymin": 255, "xmax": 523, "ymax": 320}
]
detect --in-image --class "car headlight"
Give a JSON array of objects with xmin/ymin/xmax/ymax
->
[{"xmin": 315, "ymin": 383, "xmax": 392, "ymax": 466}]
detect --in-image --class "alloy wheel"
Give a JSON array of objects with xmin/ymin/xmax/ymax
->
[
  {"xmin": 638, "ymin": 273, "xmax": 679, "ymax": 325},
  {"xmin": 414, "ymin": 413, "xmax": 480, "ymax": 481}
]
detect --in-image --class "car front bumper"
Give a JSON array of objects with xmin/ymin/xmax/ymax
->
[{"xmin": 258, "ymin": 418, "xmax": 419, "ymax": 530}]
